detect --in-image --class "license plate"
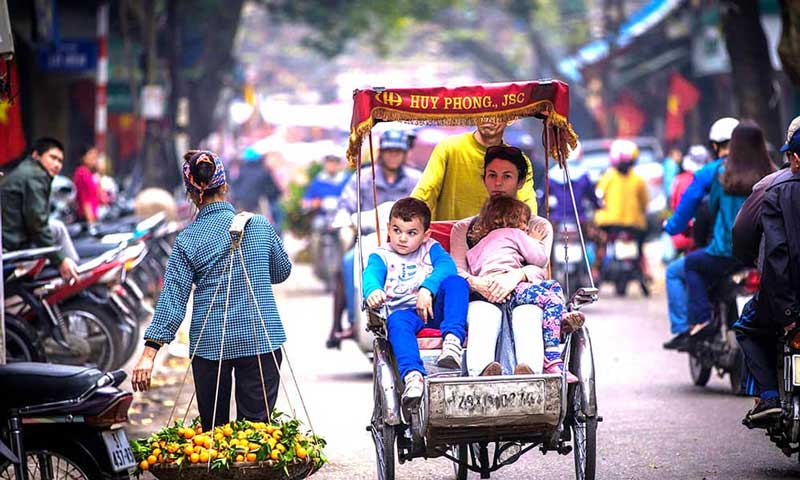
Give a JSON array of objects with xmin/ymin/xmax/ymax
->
[
  {"xmin": 793, "ymin": 355, "xmax": 800, "ymax": 387},
  {"xmin": 442, "ymin": 380, "xmax": 546, "ymax": 418},
  {"xmin": 736, "ymin": 295, "xmax": 752, "ymax": 316},
  {"xmin": 614, "ymin": 240, "xmax": 638, "ymax": 260},
  {"xmin": 554, "ymin": 245, "xmax": 583, "ymax": 264},
  {"xmin": 102, "ymin": 429, "xmax": 136, "ymax": 472}
]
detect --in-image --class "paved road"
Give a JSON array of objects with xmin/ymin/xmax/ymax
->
[{"xmin": 130, "ymin": 264, "xmax": 800, "ymax": 479}]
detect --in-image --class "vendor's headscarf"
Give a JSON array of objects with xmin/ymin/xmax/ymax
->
[{"xmin": 182, "ymin": 150, "xmax": 226, "ymax": 203}]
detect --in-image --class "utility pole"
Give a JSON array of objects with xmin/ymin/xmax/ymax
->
[{"xmin": 602, "ymin": 0, "xmax": 625, "ymax": 137}]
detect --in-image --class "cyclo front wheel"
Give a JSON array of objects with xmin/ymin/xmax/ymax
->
[
  {"xmin": 571, "ymin": 382, "xmax": 597, "ymax": 480},
  {"xmin": 451, "ymin": 444, "xmax": 468, "ymax": 480},
  {"xmin": 371, "ymin": 367, "xmax": 395, "ymax": 480}
]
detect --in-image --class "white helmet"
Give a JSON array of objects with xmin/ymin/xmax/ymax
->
[{"xmin": 708, "ymin": 117, "xmax": 739, "ymax": 144}]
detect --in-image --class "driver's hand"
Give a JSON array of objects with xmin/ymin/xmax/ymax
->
[
  {"xmin": 59, "ymin": 257, "xmax": 80, "ymax": 283},
  {"xmin": 785, "ymin": 321, "xmax": 797, "ymax": 334},
  {"xmin": 366, "ymin": 289, "xmax": 387, "ymax": 309},
  {"xmin": 416, "ymin": 288, "xmax": 434, "ymax": 323}
]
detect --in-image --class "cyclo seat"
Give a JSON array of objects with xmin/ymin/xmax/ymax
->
[{"xmin": 0, "ymin": 362, "xmax": 104, "ymax": 411}]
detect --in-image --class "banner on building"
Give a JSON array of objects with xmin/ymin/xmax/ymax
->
[
  {"xmin": 664, "ymin": 72, "xmax": 700, "ymax": 142},
  {"xmin": 0, "ymin": 60, "xmax": 26, "ymax": 166},
  {"xmin": 612, "ymin": 93, "xmax": 645, "ymax": 137}
]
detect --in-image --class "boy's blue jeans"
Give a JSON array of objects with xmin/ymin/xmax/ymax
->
[{"xmin": 387, "ymin": 275, "xmax": 468, "ymax": 379}]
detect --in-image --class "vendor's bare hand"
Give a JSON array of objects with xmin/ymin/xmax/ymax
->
[
  {"xmin": 131, "ymin": 346, "xmax": 158, "ymax": 392},
  {"xmin": 416, "ymin": 288, "xmax": 434, "ymax": 323},
  {"xmin": 367, "ymin": 289, "xmax": 387, "ymax": 309}
]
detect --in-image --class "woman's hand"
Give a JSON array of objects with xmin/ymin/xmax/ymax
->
[
  {"xmin": 487, "ymin": 270, "xmax": 524, "ymax": 303},
  {"xmin": 417, "ymin": 288, "xmax": 434, "ymax": 323},
  {"xmin": 467, "ymin": 275, "xmax": 493, "ymax": 299},
  {"xmin": 529, "ymin": 222, "xmax": 548, "ymax": 241},
  {"xmin": 132, "ymin": 346, "xmax": 159, "ymax": 392},
  {"xmin": 366, "ymin": 289, "xmax": 387, "ymax": 309}
]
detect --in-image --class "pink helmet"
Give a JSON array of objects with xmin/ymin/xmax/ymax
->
[{"xmin": 609, "ymin": 139, "xmax": 639, "ymax": 167}]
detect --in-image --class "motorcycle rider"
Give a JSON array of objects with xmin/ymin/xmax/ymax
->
[
  {"xmin": 302, "ymin": 154, "xmax": 348, "ymax": 209},
  {"xmin": 1, "ymin": 137, "xmax": 79, "ymax": 282},
  {"xmin": 663, "ymin": 118, "xmax": 739, "ymax": 350},
  {"xmin": 593, "ymin": 139, "xmax": 650, "ymax": 281},
  {"xmin": 682, "ymin": 122, "xmax": 774, "ymax": 339},
  {"xmin": 329, "ymin": 130, "xmax": 422, "ymax": 348},
  {"xmin": 734, "ymin": 118, "xmax": 800, "ymax": 423}
]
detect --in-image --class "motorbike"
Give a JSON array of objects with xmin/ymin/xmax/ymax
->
[
  {"xmin": 599, "ymin": 228, "xmax": 648, "ymax": 297},
  {"xmin": 551, "ymin": 220, "xmax": 592, "ymax": 298},
  {"xmin": 308, "ymin": 196, "xmax": 344, "ymax": 292},
  {"xmin": 687, "ymin": 269, "xmax": 759, "ymax": 394},
  {"xmin": 0, "ymin": 362, "xmax": 135, "ymax": 479}
]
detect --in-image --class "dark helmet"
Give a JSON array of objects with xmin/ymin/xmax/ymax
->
[{"xmin": 380, "ymin": 130, "xmax": 409, "ymax": 151}]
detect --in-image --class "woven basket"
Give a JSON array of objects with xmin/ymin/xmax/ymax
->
[{"xmin": 149, "ymin": 460, "xmax": 316, "ymax": 480}]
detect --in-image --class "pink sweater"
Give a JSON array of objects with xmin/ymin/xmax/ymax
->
[
  {"xmin": 450, "ymin": 216, "xmax": 552, "ymax": 284},
  {"xmin": 466, "ymin": 228, "xmax": 548, "ymax": 277}
]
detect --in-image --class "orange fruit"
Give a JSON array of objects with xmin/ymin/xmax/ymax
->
[
  {"xmin": 246, "ymin": 453, "xmax": 257, "ymax": 462},
  {"xmin": 236, "ymin": 454, "xmax": 244, "ymax": 463},
  {"xmin": 147, "ymin": 455, "xmax": 157, "ymax": 465},
  {"xmin": 183, "ymin": 429, "xmax": 195, "ymax": 440},
  {"xmin": 152, "ymin": 448, "xmax": 162, "ymax": 457},
  {"xmin": 223, "ymin": 426, "xmax": 234, "ymax": 437},
  {"xmin": 265, "ymin": 425, "xmax": 275, "ymax": 434},
  {"xmin": 199, "ymin": 451, "xmax": 210, "ymax": 462},
  {"xmin": 184, "ymin": 445, "xmax": 194, "ymax": 456},
  {"xmin": 276, "ymin": 444, "xmax": 286, "ymax": 454},
  {"xmin": 270, "ymin": 450, "xmax": 280, "ymax": 461},
  {"xmin": 139, "ymin": 460, "xmax": 150, "ymax": 471},
  {"xmin": 190, "ymin": 453, "xmax": 200, "ymax": 464},
  {"xmin": 295, "ymin": 446, "xmax": 308, "ymax": 459},
  {"xmin": 193, "ymin": 435, "xmax": 204, "ymax": 446},
  {"xmin": 208, "ymin": 449, "xmax": 218, "ymax": 459},
  {"xmin": 272, "ymin": 430, "xmax": 282, "ymax": 440},
  {"xmin": 248, "ymin": 442, "xmax": 260, "ymax": 451},
  {"xmin": 150, "ymin": 442, "xmax": 159, "ymax": 449}
]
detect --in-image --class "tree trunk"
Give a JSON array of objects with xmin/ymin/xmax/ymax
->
[
  {"xmin": 720, "ymin": 0, "xmax": 783, "ymax": 149},
  {"xmin": 778, "ymin": 0, "xmax": 800, "ymax": 88},
  {"xmin": 186, "ymin": 0, "xmax": 246, "ymax": 146}
]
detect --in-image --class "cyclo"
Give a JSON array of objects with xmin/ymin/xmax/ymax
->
[{"xmin": 346, "ymin": 80, "xmax": 600, "ymax": 480}]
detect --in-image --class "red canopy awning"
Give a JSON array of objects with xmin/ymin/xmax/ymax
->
[{"xmin": 347, "ymin": 80, "xmax": 578, "ymax": 167}]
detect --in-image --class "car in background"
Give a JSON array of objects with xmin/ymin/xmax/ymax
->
[{"xmin": 550, "ymin": 137, "xmax": 666, "ymax": 235}]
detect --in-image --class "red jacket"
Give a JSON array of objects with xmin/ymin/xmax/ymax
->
[{"xmin": 670, "ymin": 172, "xmax": 695, "ymax": 252}]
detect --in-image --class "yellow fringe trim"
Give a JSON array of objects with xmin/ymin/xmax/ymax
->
[{"xmin": 346, "ymin": 100, "xmax": 579, "ymax": 168}]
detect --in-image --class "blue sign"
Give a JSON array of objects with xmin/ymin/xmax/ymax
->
[{"xmin": 37, "ymin": 39, "xmax": 98, "ymax": 72}]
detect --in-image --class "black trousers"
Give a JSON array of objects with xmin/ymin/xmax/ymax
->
[
  {"xmin": 192, "ymin": 350, "xmax": 283, "ymax": 431},
  {"xmin": 734, "ymin": 297, "xmax": 779, "ymax": 395}
]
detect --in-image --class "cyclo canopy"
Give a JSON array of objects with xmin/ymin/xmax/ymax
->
[{"xmin": 346, "ymin": 80, "xmax": 579, "ymax": 170}]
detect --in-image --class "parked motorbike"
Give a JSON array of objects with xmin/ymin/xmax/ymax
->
[
  {"xmin": 599, "ymin": 228, "xmax": 648, "ymax": 297},
  {"xmin": 307, "ymin": 196, "xmax": 344, "ymax": 292},
  {"xmin": 0, "ymin": 362, "xmax": 135, "ymax": 479},
  {"xmin": 687, "ymin": 269, "xmax": 759, "ymax": 394}
]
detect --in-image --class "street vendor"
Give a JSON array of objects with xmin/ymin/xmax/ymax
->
[
  {"xmin": 132, "ymin": 150, "xmax": 292, "ymax": 431},
  {"xmin": 411, "ymin": 121, "xmax": 537, "ymax": 220}
]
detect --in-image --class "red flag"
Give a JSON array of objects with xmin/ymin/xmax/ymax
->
[
  {"xmin": 612, "ymin": 93, "xmax": 645, "ymax": 137},
  {"xmin": 664, "ymin": 72, "xmax": 700, "ymax": 141},
  {"xmin": 109, "ymin": 113, "xmax": 143, "ymax": 158},
  {"xmin": 0, "ymin": 60, "xmax": 26, "ymax": 166}
]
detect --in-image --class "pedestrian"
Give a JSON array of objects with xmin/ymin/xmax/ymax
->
[
  {"xmin": 131, "ymin": 150, "xmax": 292, "ymax": 431},
  {"xmin": 302, "ymin": 154, "xmax": 348, "ymax": 210},
  {"xmin": 411, "ymin": 121, "xmax": 537, "ymax": 221},
  {"xmin": 73, "ymin": 144, "xmax": 101, "ymax": 225},
  {"xmin": 1, "ymin": 137, "xmax": 79, "ymax": 282},
  {"xmin": 362, "ymin": 197, "xmax": 468, "ymax": 408}
]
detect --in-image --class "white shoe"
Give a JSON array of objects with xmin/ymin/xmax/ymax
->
[
  {"xmin": 436, "ymin": 334, "xmax": 463, "ymax": 370},
  {"xmin": 402, "ymin": 371, "xmax": 424, "ymax": 409}
]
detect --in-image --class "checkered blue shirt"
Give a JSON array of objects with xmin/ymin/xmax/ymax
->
[{"xmin": 144, "ymin": 202, "xmax": 292, "ymax": 360}]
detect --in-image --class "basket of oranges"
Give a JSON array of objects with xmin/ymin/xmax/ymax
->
[{"xmin": 131, "ymin": 411, "xmax": 326, "ymax": 480}]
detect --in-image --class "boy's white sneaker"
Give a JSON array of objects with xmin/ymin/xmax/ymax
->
[
  {"xmin": 436, "ymin": 334, "xmax": 463, "ymax": 370},
  {"xmin": 402, "ymin": 371, "xmax": 424, "ymax": 409}
]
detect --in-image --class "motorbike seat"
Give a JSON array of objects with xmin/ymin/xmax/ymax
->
[
  {"xmin": 73, "ymin": 238, "xmax": 120, "ymax": 259},
  {"xmin": 0, "ymin": 362, "xmax": 104, "ymax": 412}
]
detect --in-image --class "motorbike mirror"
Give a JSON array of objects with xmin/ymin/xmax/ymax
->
[{"xmin": 568, "ymin": 287, "xmax": 599, "ymax": 311}]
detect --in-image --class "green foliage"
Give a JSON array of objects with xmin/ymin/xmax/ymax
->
[{"xmin": 282, "ymin": 161, "xmax": 323, "ymax": 238}]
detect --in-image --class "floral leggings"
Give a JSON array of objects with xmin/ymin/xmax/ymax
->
[{"xmin": 510, "ymin": 280, "xmax": 564, "ymax": 349}]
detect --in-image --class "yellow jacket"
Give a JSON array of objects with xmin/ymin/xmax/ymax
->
[
  {"xmin": 594, "ymin": 168, "xmax": 649, "ymax": 230},
  {"xmin": 411, "ymin": 132, "xmax": 537, "ymax": 221}
]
